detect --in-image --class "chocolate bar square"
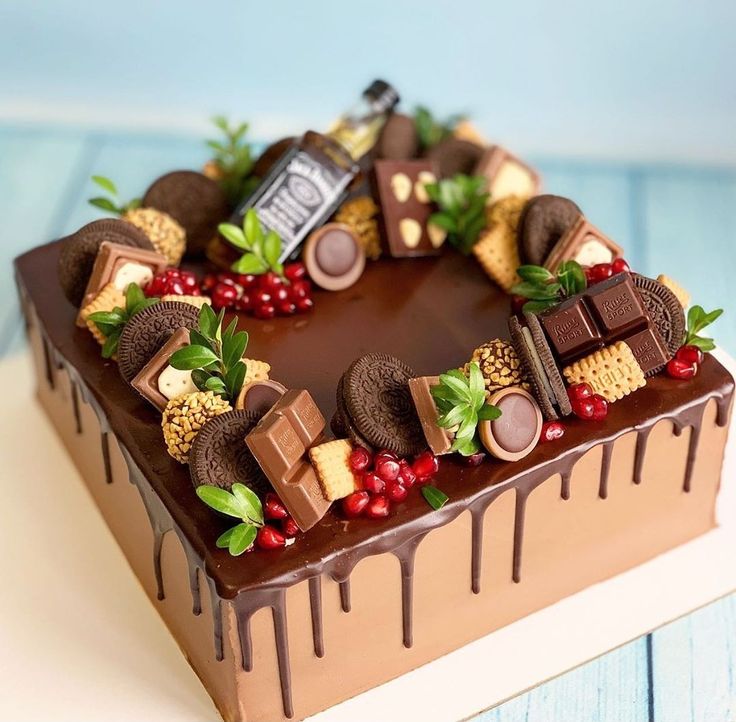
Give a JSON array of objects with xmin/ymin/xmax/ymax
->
[
  {"xmin": 373, "ymin": 159, "xmax": 444, "ymax": 257},
  {"xmin": 544, "ymin": 216, "xmax": 623, "ymax": 272},
  {"xmin": 624, "ymin": 325, "xmax": 669, "ymax": 376},
  {"xmin": 540, "ymin": 297, "xmax": 603, "ymax": 363},
  {"xmin": 585, "ymin": 272, "xmax": 648, "ymax": 341},
  {"xmin": 408, "ymin": 376, "xmax": 453, "ymax": 455},
  {"xmin": 474, "ymin": 145, "xmax": 540, "ymax": 203}
]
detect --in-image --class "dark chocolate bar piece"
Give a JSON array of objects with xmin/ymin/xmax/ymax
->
[
  {"xmin": 585, "ymin": 272, "xmax": 648, "ymax": 341},
  {"xmin": 539, "ymin": 296, "xmax": 603, "ymax": 364},
  {"xmin": 624, "ymin": 324, "xmax": 670, "ymax": 376}
]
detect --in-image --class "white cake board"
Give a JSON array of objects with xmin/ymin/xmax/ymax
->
[{"xmin": 0, "ymin": 348, "xmax": 734, "ymax": 722}]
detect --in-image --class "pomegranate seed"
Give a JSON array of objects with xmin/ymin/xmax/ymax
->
[
  {"xmin": 260, "ymin": 271, "xmax": 285, "ymax": 291},
  {"xmin": 235, "ymin": 293, "xmax": 252, "ymax": 312},
  {"xmin": 349, "ymin": 447, "xmax": 372, "ymax": 473},
  {"xmin": 273, "ymin": 287, "xmax": 290, "ymax": 303},
  {"xmin": 276, "ymin": 300, "xmax": 297, "ymax": 316},
  {"xmin": 511, "ymin": 295, "xmax": 526, "ymax": 314},
  {"xmin": 412, "ymin": 451, "xmax": 439, "ymax": 481},
  {"xmin": 256, "ymin": 525, "xmax": 286, "ymax": 550},
  {"xmin": 282, "ymin": 516, "xmax": 300, "ymax": 537},
  {"xmin": 291, "ymin": 279, "xmax": 311, "ymax": 300},
  {"xmin": 295, "ymin": 297, "xmax": 314, "ymax": 313},
  {"xmin": 375, "ymin": 457, "xmax": 400, "ymax": 483},
  {"xmin": 676, "ymin": 345, "xmax": 704, "ymax": 366},
  {"xmin": 375, "ymin": 449, "xmax": 398, "ymax": 462},
  {"xmin": 211, "ymin": 283, "xmax": 238, "ymax": 310},
  {"xmin": 540, "ymin": 421, "xmax": 565, "ymax": 442},
  {"xmin": 666, "ymin": 358, "xmax": 698, "ymax": 380},
  {"xmin": 217, "ymin": 274, "xmax": 238, "ymax": 287},
  {"xmin": 590, "ymin": 394, "xmax": 609, "ymax": 422},
  {"xmin": 611, "ymin": 258, "xmax": 631, "ymax": 274},
  {"xmin": 386, "ymin": 482, "xmax": 409, "ymax": 503},
  {"xmin": 365, "ymin": 495, "xmax": 390, "ymax": 519},
  {"xmin": 237, "ymin": 274, "xmax": 258, "ymax": 288},
  {"xmin": 573, "ymin": 398, "xmax": 596, "ymax": 421},
  {"xmin": 461, "ymin": 452, "xmax": 486, "ymax": 467},
  {"xmin": 398, "ymin": 459, "xmax": 417, "ymax": 487},
  {"xmin": 342, "ymin": 491, "xmax": 369, "ymax": 518},
  {"xmin": 284, "ymin": 262, "xmax": 307, "ymax": 282},
  {"xmin": 263, "ymin": 492, "xmax": 288, "ymax": 520},
  {"xmin": 251, "ymin": 289, "xmax": 272, "ymax": 306},
  {"xmin": 362, "ymin": 472, "xmax": 385, "ymax": 495},
  {"xmin": 201, "ymin": 273, "xmax": 218, "ymax": 292},
  {"xmin": 583, "ymin": 266, "xmax": 596, "ymax": 285},
  {"xmin": 253, "ymin": 303, "xmax": 276, "ymax": 320},
  {"xmin": 567, "ymin": 382, "xmax": 594, "ymax": 404}
]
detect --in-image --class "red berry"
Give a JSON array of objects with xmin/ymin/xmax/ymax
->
[
  {"xmin": 235, "ymin": 293, "xmax": 252, "ymax": 312},
  {"xmin": 256, "ymin": 525, "xmax": 286, "ymax": 550},
  {"xmin": 374, "ymin": 449, "xmax": 398, "ymax": 464},
  {"xmin": 284, "ymin": 262, "xmax": 307, "ymax": 282},
  {"xmin": 253, "ymin": 303, "xmax": 276, "ymax": 320},
  {"xmin": 276, "ymin": 300, "xmax": 297, "ymax": 316},
  {"xmin": 273, "ymin": 286, "xmax": 290, "ymax": 303},
  {"xmin": 349, "ymin": 447, "xmax": 372, "ymax": 473},
  {"xmin": 511, "ymin": 295, "xmax": 526, "ymax": 314},
  {"xmin": 342, "ymin": 491, "xmax": 369, "ymax": 518},
  {"xmin": 386, "ymin": 481, "xmax": 409, "ymax": 503},
  {"xmin": 375, "ymin": 457, "xmax": 400, "ymax": 483},
  {"xmin": 567, "ymin": 382, "xmax": 594, "ymax": 404},
  {"xmin": 264, "ymin": 492, "xmax": 288, "ymax": 520},
  {"xmin": 251, "ymin": 289, "xmax": 272, "ymax": 306},
  {"xmin": 295, "ymin": 297, "xmax": 314, "ymax": 314},
  {"xmin": 540, "ymin": 421, "xmax": 565, "ymax": 442},
  {"xmin": 589, "ymin": 263, "xmax": 613, "ymax": 284},
  {"xmin": 260, "ymin": 271, "xmax": 285, "ymax": 292},
  {"xmin": 398, "ymin": 459, "xmax": 417, "ymax": 488},
  {"xmin": 362, "ymin": 471, "xmax": 385, "ymax": 495},
  {"xmin": 282, "ymin": 516, "xmax": 300, "ymax": 537},
  {"xmin": 201, "ymin": 273, "xmax": 218, "ymax": 293},
  {"xmin": 611, "ymin": 258, "xmax": 631, "ymax": 274},
  {"xmin": 236, "ymin": 274, "xmax": 258, "ymax": 289},
  {"xmin": 461, "ymin": 452, "xmax": 486, "ymax": 467},
  {"xmin": 666, "ymin": 358, "xmax": 698, "ymax": 380},
  {"xmin": 590, "ymin": 394, "xmax": 608, "ymax": 422},
  {"xmin": 217, "ymin": 273, "xmax": 238, "ymax": 287},
  {"xmin": 573, "ymin": 398, "xmax": 596, "ymax": 421},
  {"xmin": 412, "ymin": 451, "xmax": 439, "ymax": 481},
  {"xmin": 211, "ymin": 283, "xmax": 238, "ymax": 310},
  {"xmin": 146, "ymin": 268, "xmax": 202, "ymax": 297},
  {"xmin": 365, "ymin": 495, "xmax": 391, "ymax": 519},
  {"xmin": 676, "ymin": 345, "xmax": 704, "ymax": 366},
  {"xmin": 291, "ymin": 279, "xmax": 311, "ymax": 300}
]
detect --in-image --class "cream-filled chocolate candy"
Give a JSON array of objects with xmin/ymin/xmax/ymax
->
[
  {"xmin": 304, "ymin": 224, "xmax": 366, "ymax": 291},
  {"xmin": 474, "ymin": 145, "xmax": 540, "ymax": 203},
  {"xmin": 479, "ymin": 387, "xmax": 543, "ymax": 461},
  {"xmin": 544, "ymin": 216, "xmax": 623, "ymax": 272},
  {"xmin": 374, "ymin": 159, "xmax": 446, "ymax": 257},
  {"xmin": 76, "ymin": 241, "xmax": 167, "ymax": 327}
]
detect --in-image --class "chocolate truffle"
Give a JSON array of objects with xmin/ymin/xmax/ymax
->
[{"xmin": 304, "ymin": 223, "xmax": 366, "ymax": 291}]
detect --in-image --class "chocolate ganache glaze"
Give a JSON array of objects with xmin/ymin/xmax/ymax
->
[{"xmin": 16, "ymin": 240, "xmax": 734, "ymax": 719}]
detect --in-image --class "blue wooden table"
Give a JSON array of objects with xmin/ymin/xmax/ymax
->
[{"xmin": 2, "ymin": 124, "xmax": 734, "ymax": 721}]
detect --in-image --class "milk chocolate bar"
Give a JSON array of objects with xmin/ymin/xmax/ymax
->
[
  {"xmin": 473, "ymin": 145, "xmax": 540, "ymax": 203},
  {"xmin": 543, "ymin": 216, "xmax": 623, "ymax": 272},
  {"xmin": 373, "ymin": 159, "xmax": 445, "ymax": 257},
  {"xmin": 246, "ymin": 389, "xmax": 330, "ymax": 531},
  {"xmin": 585, "ymin": 272, "xmax": 648, "ymax": 341},
  {"xmin": 408, "ymin": 376, "xmax": 453, "ymax": 455},
  {"xmin": 77, "ymin": 242, "xmax": 167, "ymax": 327},
  {"xmin": 539, "ymin": 296, "xmax": 603, "ymax": 364}
]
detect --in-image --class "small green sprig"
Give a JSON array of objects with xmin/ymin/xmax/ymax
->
[
  {"xmin": 207, "ymin": 116, "xmax": 258, "ymax": 205},
  {"xmin": 685, "ymin": 305, "xmax": 723, "ymax": 352},
  {"xmin": 421, "ymin": 485, "xmax": 449, "ymax": 511},
  {"xmin": 424, "ymin": 174, "xmax": 489, "ymax": 254},
  {"xmin": 413, "ymin": 106, "xmax": 465, "ymax": 151},
  {"xmin": 169, "ymin": 304, "xmax": 249, "ymax": 402},
  {"xmin": 87, "ymin": 284, "xmax": 160, "ymax": 358},
  {"xmin": 218, "ymin": 208, "xmax": 284, "ymax": 277},
  {"xmin": 511, "ymin": 261, "xmax": 588, "ymax": 314},
  {"xmin": 196, "ymin": 483, "xmax": 264, "ymax": 556},
  {"xmin": 88, "ymin": 175, "xmax": 140, "ymax": 215},
  {"xmin": 430, "ymin": 362, "xmax": 501, "ymax": 456}
]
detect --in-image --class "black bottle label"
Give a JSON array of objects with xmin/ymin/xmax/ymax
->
[{"xmin": 248, "ymin": 149, "xmax": 353, "ymax": 261}]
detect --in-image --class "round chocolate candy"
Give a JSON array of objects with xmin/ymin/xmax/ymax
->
[
  {"xmin": 479, "ymin": 387, "xmax": 543, "ymax": 461},
  {"xmin": 304, "ymin": 223, "xmax": 366, "ymax": 291},
  {"xmin": 235, "ymin": 379, "xmax": 287, "ymax": 416}
]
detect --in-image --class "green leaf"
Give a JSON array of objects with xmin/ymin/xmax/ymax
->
[
  {"xmin": 451, "ymin": 435, "xmax": 480, "ymax": 456},
  {"xmin": 199, "ymin": 303, "xmax": 219, "ymax": 340},
  {"xmin": 511, "ymin": 281, "xmax": 562, "ymax": 301},
  {"xmin": 196, "ymin": 485, "xmax": 247, "ymax": 519},
  {"xmin": 263, "ymin": 230, "xmax": 282, "ymax": 267},
  {"xmin": 222, "ymin": 330, "xmax": 248, "ymax": 369},
  {"xmin": 522, "ymin": 299, "xmax": 558, "ymax": 314},
  {"xmin": 477, "ymin": 403, "xmax": 502, "ymax": 421},
  {"xmin": 129, "ymin": 297, "xmax": 161, "ymax": 317},
  {"xmin": 517, "ymin": 265, "xmax": 555, "ymax": 284},
  {"xmin": 557, "ymin": 260, "xmax": 587, "ymax": 296},
  {"xmin": 222, "ymin": 316, "xmax": 238, "ymax": 342},
  {"xmin": 688, "ymin": 336, "xmax": 716, "ymax": 352},
  {"xmin": 191, "ymin": 368, "xmax": 213, "ymax": 392},
  {"xmin": 91, "ymin": 175, "xmax": 117, "ymax": 195},
  {"xmin": 231, "ymin": 483, "xmax": 264, "ymax": 525},
  {"xmin": 216, "ymin": 527, "xmax": 236, "ymax": 549},
  {"xmin": 437, "ymin": 404, "xmax": 468, "ymax": 429},
  {"xmin": 421, "ymin": 485, "xmax": 449, "ymax": 511},
  {"xmin": 88, "ymin": 197, "xmax": 120, "ymax": 214},
  {"xmin": 87, "ymin": 310, "xmax": 125, "ymax": 326},
  {"xmin": 204, "ymin": 376, "xmax": 227, "ymax": 394},
  {"xmin": 228, "ymin": 523, "xmax": 257, "ymax": 556},
  {"xmin": 218, "ymin": 222, "xmax": 249, "ymax": 250},
  {"xmin": 467, "ymin": 361, "xmax": 484, "ymax": 401},
  {"xmin": 125, "ymin": 282, "xmax": 145, "ymax": 311},
  {"xmin": 232, "ymin": 253, "xmax": 269, "ymax": 275},
  {"xmin": 212, "ymin": 115, "xmax": 229, "ymax": 132},
  {"xmin": 455, "ymin": 412, "xmax": 478, "ymax": 440},
  {"xmin": 169, "ymin": 344, "xmax": 219, "ymax": 370},
  {"xmin": 101, "ymin": 330, "xmax": 120, "ymax": 359},
  {"xmin": 244, "ymin": 208, "xmax": 264, "ymax": 245},
  {"xmin": 224, "ymin": 361, "xmax": 247, "ymax": 400},
  {"xmin": 438, "ymin": 372, "xmax": 472, "ymax": 401},
  {"xmin": 189, "ymin": 329, "xmax": 214, "ymax": 352}
]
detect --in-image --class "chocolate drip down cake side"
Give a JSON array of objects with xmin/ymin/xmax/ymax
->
[{"xmin": 14, "ymin": 81, "xmax": 734, "ymax": 722}]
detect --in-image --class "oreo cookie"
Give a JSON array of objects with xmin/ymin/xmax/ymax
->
[
  {"xmin": 342, "ymin": 353, "xmax": 425, "ymax": 456},
  {"xmin": 332, "ymin": 374, "xmax": 372, "ymax": 450},
  {"xmin": 189, "ymin": 409, "xmax": 267, "ymax": 493},
  {"xmin": 517, "ymin": 195, "xmax": 582, "ymax": 266},
  {"xmin": 425, "ymin": 137, "xmax": 484, "ymax": 179},
  {"xmin": 632, "ymin": 274, "xmax": 686, "ymax": 357},
  {"xmin": 142, "ymin": 171, "xmax": 229, "ymax": 257},
  {"xmin": 58, "ymin": 219, "xmax": 153, "ymax": 306},
  {"xmin": 117, "ymin": 301, "xmax": 200, "ymax": 384},
  {"xmin": 509, "ymin": 314, "xmax": 572, "ymax": 421}
]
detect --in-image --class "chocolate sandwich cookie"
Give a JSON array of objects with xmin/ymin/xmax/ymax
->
[
  {"xmin": 343, "ymin": 353, "xmax": 425, "ymax": 456},
  {"xmin": 332, "ymin": 374, "xmax": 372, "ymax": 450},
  {"xmin": 375, "ymin": 113, "xmax": 419, "ymax": 161},
  {"xmin": 509, "ymin": 314, "xmax": 572, "ymax": 421},
  {"xmin": 58, "ymin": 219, "xmax": 153, "ymax": 306},
  {"xmin": 117, "ymin": 301, "xmax": 200, "ymax": 384},
  {"xmin": 142, "ymin": 170, "xmax": 230, "ymax": 257},
  {"xmin": 189, "ymin": 409, "xmax": 267, "ymax": 493},
  {"xmin": 632, "ymin": 274, "xmax": 686, "ymax": 357},
  {"xmin": 425, "ymin": 137, "xmax": 484, "ymax": 179},
  {"xmin": 304, "ymin": 224, "xmax": 366, "ymax": 291},
  {"xmin": 516, "ymin": 195, "xmax": 582, "ymax": 266}
]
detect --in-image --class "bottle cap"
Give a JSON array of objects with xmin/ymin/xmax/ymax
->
[{"xmin": 364, "ymin": 79, "xmax": 400, "ymax": 113}]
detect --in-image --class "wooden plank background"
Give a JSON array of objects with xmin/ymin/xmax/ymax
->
[{"xmin": 2, "ymin": 124, "xmax": 734, "ymax": 721}]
